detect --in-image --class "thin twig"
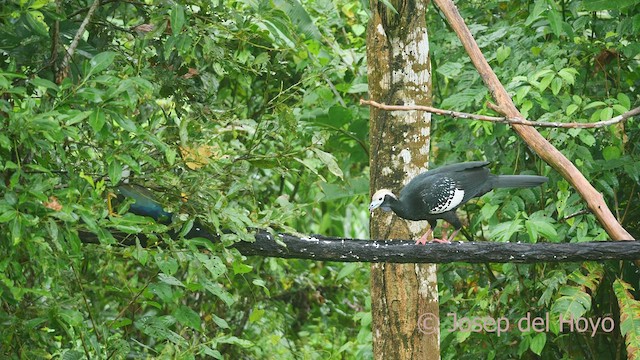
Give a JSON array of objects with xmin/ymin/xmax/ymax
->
[
  {"xmin": 57, "ymin": 0, "xmax": 101, "ymax": 82},
  {"xmin": 563, "ymin": 209, "xmax": 591, "ymax": 221},
  {"xmin": 360, "ymin": 99, "xmax": 640, "ymax": 129}
]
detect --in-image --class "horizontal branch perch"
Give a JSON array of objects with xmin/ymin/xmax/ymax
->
[
  {"xmin": 233, "ymin": 231, "xmax": 639, "ymax": 263},
  {"xmin": 80, "ymin": 229, "xmax": 639, "ymax": 263},
  {"xmin": 360, "ymin": 99, "xmax": 640, "ymax": 129}
]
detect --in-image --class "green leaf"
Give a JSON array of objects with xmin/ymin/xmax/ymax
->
[
  {"xmin": 566, "ymin": 104, "xmax": 579, "ymax": 116},
  {"xmin": 336, "ymin": 263, "xmax": 359, "ymax": 281},
  {"xmin": 170, "ymin": 5, "xmax": 186, "ymax": 35},
  {"xmin": 584, "ymin": 0, "xmax": 638, "ymax": 11},
  {"xmin": 61, "ymin": 350, "xmax": 84, "ymax": 360},
  {"xmin": 211, "ymin": 314, "xmax": 229, "ymax": 329},
  {"xmin": 232, "ymin": 261, "xmax": 253, "ymax": 275},
  {"xmin": 249, "ymin": 308, "xmax": 265, "ymax": 323},
  {"xmin": 108, "ymin": 158, "xmax": 122, "ymax": 184},
  {"xmin": 530, "ymin": 332, "xmax": 546, "ymax": 355},
  {"xmin": 11, "ymin": 218, "xmax": 22, "ymax": 245},
  {"xmin": 174, "ymin": 305, "xmax": 202, "ymax": 330},
  {"xmin": 158, "ymin": 273, "xmax": 185, "ymax": 287},
  {"xmin": 135, "ymin": 316, "xmax": 186, "ymax": 345},
  {"xmin": 89, "ymin": 108, "xmax": 106, "ymax": 133},
  {"xmin": 496, "ymin": 45, "xmax": 511, "ymax": 64},
  {"xmin": 30, "ymin": 77, "xmax": 59, "ymax": 91},
  {"xmin": 202, "ymin": 279, "xmax": 235, "ymax": 306},
  {"xmin": 558, "ymin": 68, "xmax": 577, "ymax": 85},
  {"xmin": 312, "ymin": 148, "xmax": 344, "ymax": 179},
  {"xmin": 603, "ymin": 146, "xmax": 621, "ymax": 160},
  {"xmin": 525, "ymin": 0, "xmax": 547, "ymax": 26},
  {"xmin": 89, "ymin": 51, "xmax": 117, "ymax": 76},
  {"xmin": 155, "ymin": 256, "xmax": 179, "ymax": 275},
  {"xmin": 550, "ymin": 77, "xmax": 563, "ymax": 95},
  {"xmin": 600, "ymin": 107, "xmax": 614, "ymax": 121},
  {"xmin": 217, "ymin": 335, "xmax": 253, "ymax": 347},
  {"xmin": 546, "ymin": 9, "xmax": 563, "ymax": 37},
  {"xmin": 525, "ymin": 216, "xmax": 558, "ymax": 242},
  {"xmin": 197, "ymin": 253, "xmax": 227, "ymax": 278},
  {"xmin": 110, "ymin": 318, "xmax": 133, "ymax": 329},
  {"xmin": 613, "ymin": 279, "xmax": 640, "ymax": 358},
  {"xmin": 538, "ymin": 74, "xmax": 554, "ymax": 92},
  {"xmin": 617, "ymin": 93, "xmax": 631, "ymax": 110},
  {"xmin": 578, "ymin": 131, "xmax": 596, "ymax": 147},
  {"xmin": 272, "ymin": 0, "xmax": 322, "ymax": 40},
  {"xmin": 436, "ymin": 62, "xmax": 464, "ymax": 78},
  {"xmin": 0, "ymin": 211, "xmax": 17, "ymax": 223},
  {"xmin": 488, "ymin": 219, "xmax": 523, "ymax": 242},
  {"xmin": 252, "ymin": 279, "xmax": 271, "ymax": 297},
  {"xmin": 551, "ymin": 285, "xmax": 591, "ymax": 320},
  {"xmin": 583, "ymin": 101, "xmax": 607, "ymax": 110},
  {"xmin": 22, "ymin": 12, "xmax": 48, "ymax": 37}
]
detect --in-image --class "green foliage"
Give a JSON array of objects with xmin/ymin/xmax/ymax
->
[
  {"xmin": 0, "ymin": 0, "xmax": 370, "ymax": 357},
  {"xmin": 2, "ymin": 0, "xmax": 639, "ymax": 358},
  {"xmin": 433, "ymin": 0, "xmax": 640, "ymax": 358},
  {"xmin": 614, "ymin": 279, "xmax": 640, "ymax": 359}
]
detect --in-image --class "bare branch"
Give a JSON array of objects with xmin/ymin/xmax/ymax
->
[
  {"xmin": 235, "ymin": 231, "xmax": 640, "ymax": 263},
  {"xmin": 80, "ymin": 229, "xmax": 640, "ymax": 263},
  {"xmin": 57, "ymin": 0, "xmax": 101, "ymax": 83},
  {"xmin": 361, "ymin": 99, "xmax": 640, "ymax": 129}
]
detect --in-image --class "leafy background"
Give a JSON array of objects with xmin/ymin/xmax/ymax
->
[{"xmin": 0, "ymin": 0, "xmax": 639, "ymax": 358}]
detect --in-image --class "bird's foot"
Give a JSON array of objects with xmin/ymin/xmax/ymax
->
[
  {"xmin": 415, "ymin": 229, "xmax": 433, "ymax": 245},
  {"xmin": 430, "ymin": 238, "xmax": 452, "ymax": 244}
]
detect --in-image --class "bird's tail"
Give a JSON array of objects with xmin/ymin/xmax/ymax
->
[{"xmin": 494, "ymin": 175, "xmax": 548, "ymax": 188}]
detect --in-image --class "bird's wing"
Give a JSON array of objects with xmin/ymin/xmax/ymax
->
[
  {"xmin": 417, "ymin": 175, "xmax": 466, "ymax": 214},
  {"xmin": 421, "ymin": 161, "xmax": 490, "ymax": 176}
]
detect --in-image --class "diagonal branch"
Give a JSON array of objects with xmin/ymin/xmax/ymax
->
[
  {"xmin": 57, "ymin": 0, "xmax": 101, "ymax": 83},
  {"xmin": 432, "ymin": 0, "xmax": 634, "ymax": 241},
  {"xmin": 361, "ymin": 99, "xmax": 640, "ymax": 129}
]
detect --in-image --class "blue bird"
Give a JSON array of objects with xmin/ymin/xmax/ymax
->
[
  {"xmin": 115, "ymin": 184, "xmax": 173, "ymax": 223},
  {"xmin": 112, "ymin": 184, "xmax": 214, "ymax": 240}
]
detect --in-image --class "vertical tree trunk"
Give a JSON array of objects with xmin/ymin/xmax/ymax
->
[{"xmin": 367, "ymin": 0, "xmax": 440, "ymax": 358}]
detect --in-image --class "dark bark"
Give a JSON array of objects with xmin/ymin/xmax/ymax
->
[
  {"xmin": 237, "ymin": 232, "xmax": 640, "ymax": 263},
  {"xmin": 80, "ymin": 230, "xmax": 640, "ymax": 263}
]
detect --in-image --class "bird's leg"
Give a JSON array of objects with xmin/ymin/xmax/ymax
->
[
  {"xmin": 443, "ymin": 228, "xmax": 461, "ymax": 242},
  {"xmin": 415, "ymin": 227, "xmax": 434, "ymax": 245},
  {"xmin": 107, "ymin": 192, "xmax": 119, "ymax": 217}
]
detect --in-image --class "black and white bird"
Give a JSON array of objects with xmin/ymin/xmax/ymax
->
[{"xmin": 369, "ymin": 161, "xmax": 548, "ymax": 244}]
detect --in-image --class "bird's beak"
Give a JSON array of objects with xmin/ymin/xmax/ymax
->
[{"xmin": 369, "ymin": 201, "xmax": 379, "ymax": 215}]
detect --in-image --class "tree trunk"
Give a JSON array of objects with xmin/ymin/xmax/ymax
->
[{"xmin": 367, "ymin": 0, "xmax": 439, "ymax": 358}]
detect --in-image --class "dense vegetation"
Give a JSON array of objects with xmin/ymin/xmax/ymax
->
[{"xmin": 0, "ymin": 0, "xmax": 638, "ymax": 358}]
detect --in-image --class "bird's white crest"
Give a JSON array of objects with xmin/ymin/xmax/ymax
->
[{"xmin": 369, "ymin": 189, "xmax": 396, "ymax": 213}]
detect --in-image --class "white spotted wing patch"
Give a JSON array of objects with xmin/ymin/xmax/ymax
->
[{"xmin": 423, "ymin": 177, "xmax": 465, "ymax": 214}]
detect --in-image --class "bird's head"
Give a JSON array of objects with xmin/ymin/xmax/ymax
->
[{"xmin": 369, "ymin": 189, "xmax": 397, "ymax": 214}]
